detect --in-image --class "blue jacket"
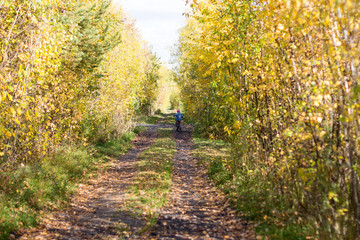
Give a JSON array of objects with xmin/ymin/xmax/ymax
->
[{"xmin": 174, "ymin": 112, "xmax": 183, "ymax": 121}]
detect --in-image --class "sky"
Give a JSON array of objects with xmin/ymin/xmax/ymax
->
[{"xmin": 113, "ymin": 0, "xmax": 187, "ymax": 66}]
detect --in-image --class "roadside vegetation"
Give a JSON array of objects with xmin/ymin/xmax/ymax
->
[
  {"xmin": 193, "ymin": 135, "xmax": 307, "ymax": 239},
  {"xmin": 178, "ymin": 0, "xmax": 360, "ymax": 238},
  {"xmin": 0, "ymin": 0, "xmax": 166, "ymax": 238},
  {"xmin": 153, "ymin": 66, "xmax": 181, "ymax": 113},
  {"xmin": 136, "ymin": 112, "xmax": 178, "ymax": 125}
]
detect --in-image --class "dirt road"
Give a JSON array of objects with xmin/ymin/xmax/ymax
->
[{"xmin": 17, "ymin": 123, "xmax": 255, "ymax": 239}]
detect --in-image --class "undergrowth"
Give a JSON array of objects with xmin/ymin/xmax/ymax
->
[
  {"xmin": 120, "ymin": 128, "xmax": 175, "ymax": 233},
  {"xmin": 137, "ymin": 112, "xmax": 181, "ymax": 125},
  {"xmin": 136, "ymin": 114, "xmax": 162, "ymax": 124},
  {"xmin": 192, "ymin": 136, "xmax": 308, "ymax": 240},
  {"xmin": 0, "ymin": 132, "xmax": 136, "ymax": 240}
]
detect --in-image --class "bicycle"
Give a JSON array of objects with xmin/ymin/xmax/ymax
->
[{"xmin": 175, "ymin": 120, "xmax": 182, "ymax": 132}]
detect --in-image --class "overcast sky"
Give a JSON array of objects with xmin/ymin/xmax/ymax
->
[{"xmin": 113, "ymin": 0, "xmax": 187, "ymax": 66}]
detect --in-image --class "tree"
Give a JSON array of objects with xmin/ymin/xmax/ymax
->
[{"xmin": 177, "ymin": 0, "xmax": 360, "ymax": 238}]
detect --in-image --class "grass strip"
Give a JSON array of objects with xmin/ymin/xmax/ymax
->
[
  {"xmin": 0, "ymin": 131, "xmax": 137, "ymax": 240},
  {"xmin": 119, "ymin": 128, "xmax": 175, "ymax": 233},
  {"xmin": 192, "ymin": 137, "xmax": 232, "ymax": 191}
]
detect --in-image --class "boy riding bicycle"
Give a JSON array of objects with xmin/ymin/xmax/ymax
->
[{"xmin": 174, "ymin": 109, "xmax": 183, "ymax": 132}]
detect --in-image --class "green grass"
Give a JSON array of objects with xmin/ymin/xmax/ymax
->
[
  {"xmin": 193, "ymin": 138, "xmax": 232, "ymax": 189},
  {"xmin": 136, "ymin": 114, "xmax": 162, "ymax": 124},
  {"xmin": 94, "ymin": 131, "xmax": 135, "ymax": 158},
  {"xmin": 0, "ymin": 132, "xmax": 136, "ymax": 240},
  {"xmin": 119, "ymin": 128, "xmax": 175, "ymax": 233},
  {"xmin": 193, "ymin": 137, "xmax": 307, "ymax": 240},
  {"xmin": 157, "ymin": 114, "xmax": 176, "ymax": 124},
  {"xmin": 136, "ymin": 112, "xmax": 179, "ymax": 125},
  {"xmin": 133, "ymin": 126, "xmax": 147, "ymax": 135}
]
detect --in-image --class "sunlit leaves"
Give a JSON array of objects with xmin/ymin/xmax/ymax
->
[
  {"xmin": 0, "ymin": 1, "xmax": 161, "ymax": 172},
  {"xmin": 177, "ymin": 0, "xmax": 360, "ymax": 238}
]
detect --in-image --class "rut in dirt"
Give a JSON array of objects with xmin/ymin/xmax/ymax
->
[{"xmin": 149, "ymin": 124, "xmax": 255, "ymax": 240}]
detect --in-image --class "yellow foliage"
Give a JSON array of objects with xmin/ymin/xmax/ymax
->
[
  {"xmin": 176, "ymin": 0, "xmax": 360, "ymax": 237},
  {"xmin": 0, "ymin": 0, "xmax": 161, "ymax": 170}
]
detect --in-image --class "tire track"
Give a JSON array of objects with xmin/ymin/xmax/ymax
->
[
  {"xmin": 149, "ymin": 124, "xmax": 255, "ymax": 240},
  {"xmin": 17, "ymin": 125, "xmax": 161, "ymax": 240}
]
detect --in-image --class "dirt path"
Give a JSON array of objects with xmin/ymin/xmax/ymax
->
[
  {"xmin": 17, "ymin": 122, "xmax": 255, "ymax": 240},
  {"xmin": 148, "ymin": 125, "xmax": 255, "ymax": 239},
  {"xmin": 17, "ymin": 125, "xmax": 161, "ymax": 240}
]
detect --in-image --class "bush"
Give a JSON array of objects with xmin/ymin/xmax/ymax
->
[{"xmin": 169, "ymin": 92, "xmax": 180, "ymax": 110}]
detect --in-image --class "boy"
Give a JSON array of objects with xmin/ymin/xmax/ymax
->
[{"xmin": 174, "ymin": 109, "xmax": 183, "ymax": 132}]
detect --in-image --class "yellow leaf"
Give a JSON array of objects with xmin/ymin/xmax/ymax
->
[
  {"xmin": 328, "ymin": 192, "xmax": 338, "ymax": 201},
  {"xmin": 337, "ymin": 208, "xmax": 348, "ymax": 216},
  {"xmin": 5, "ymin": 131, "xmax": 12, "ymax": 139},
  {"xmin": 10, "ymin": 107, "xmax": 16, "ymax": 115},
  {"xmin": 234, "ymin": 120, "xmax": 241, "ymax": 130}
]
